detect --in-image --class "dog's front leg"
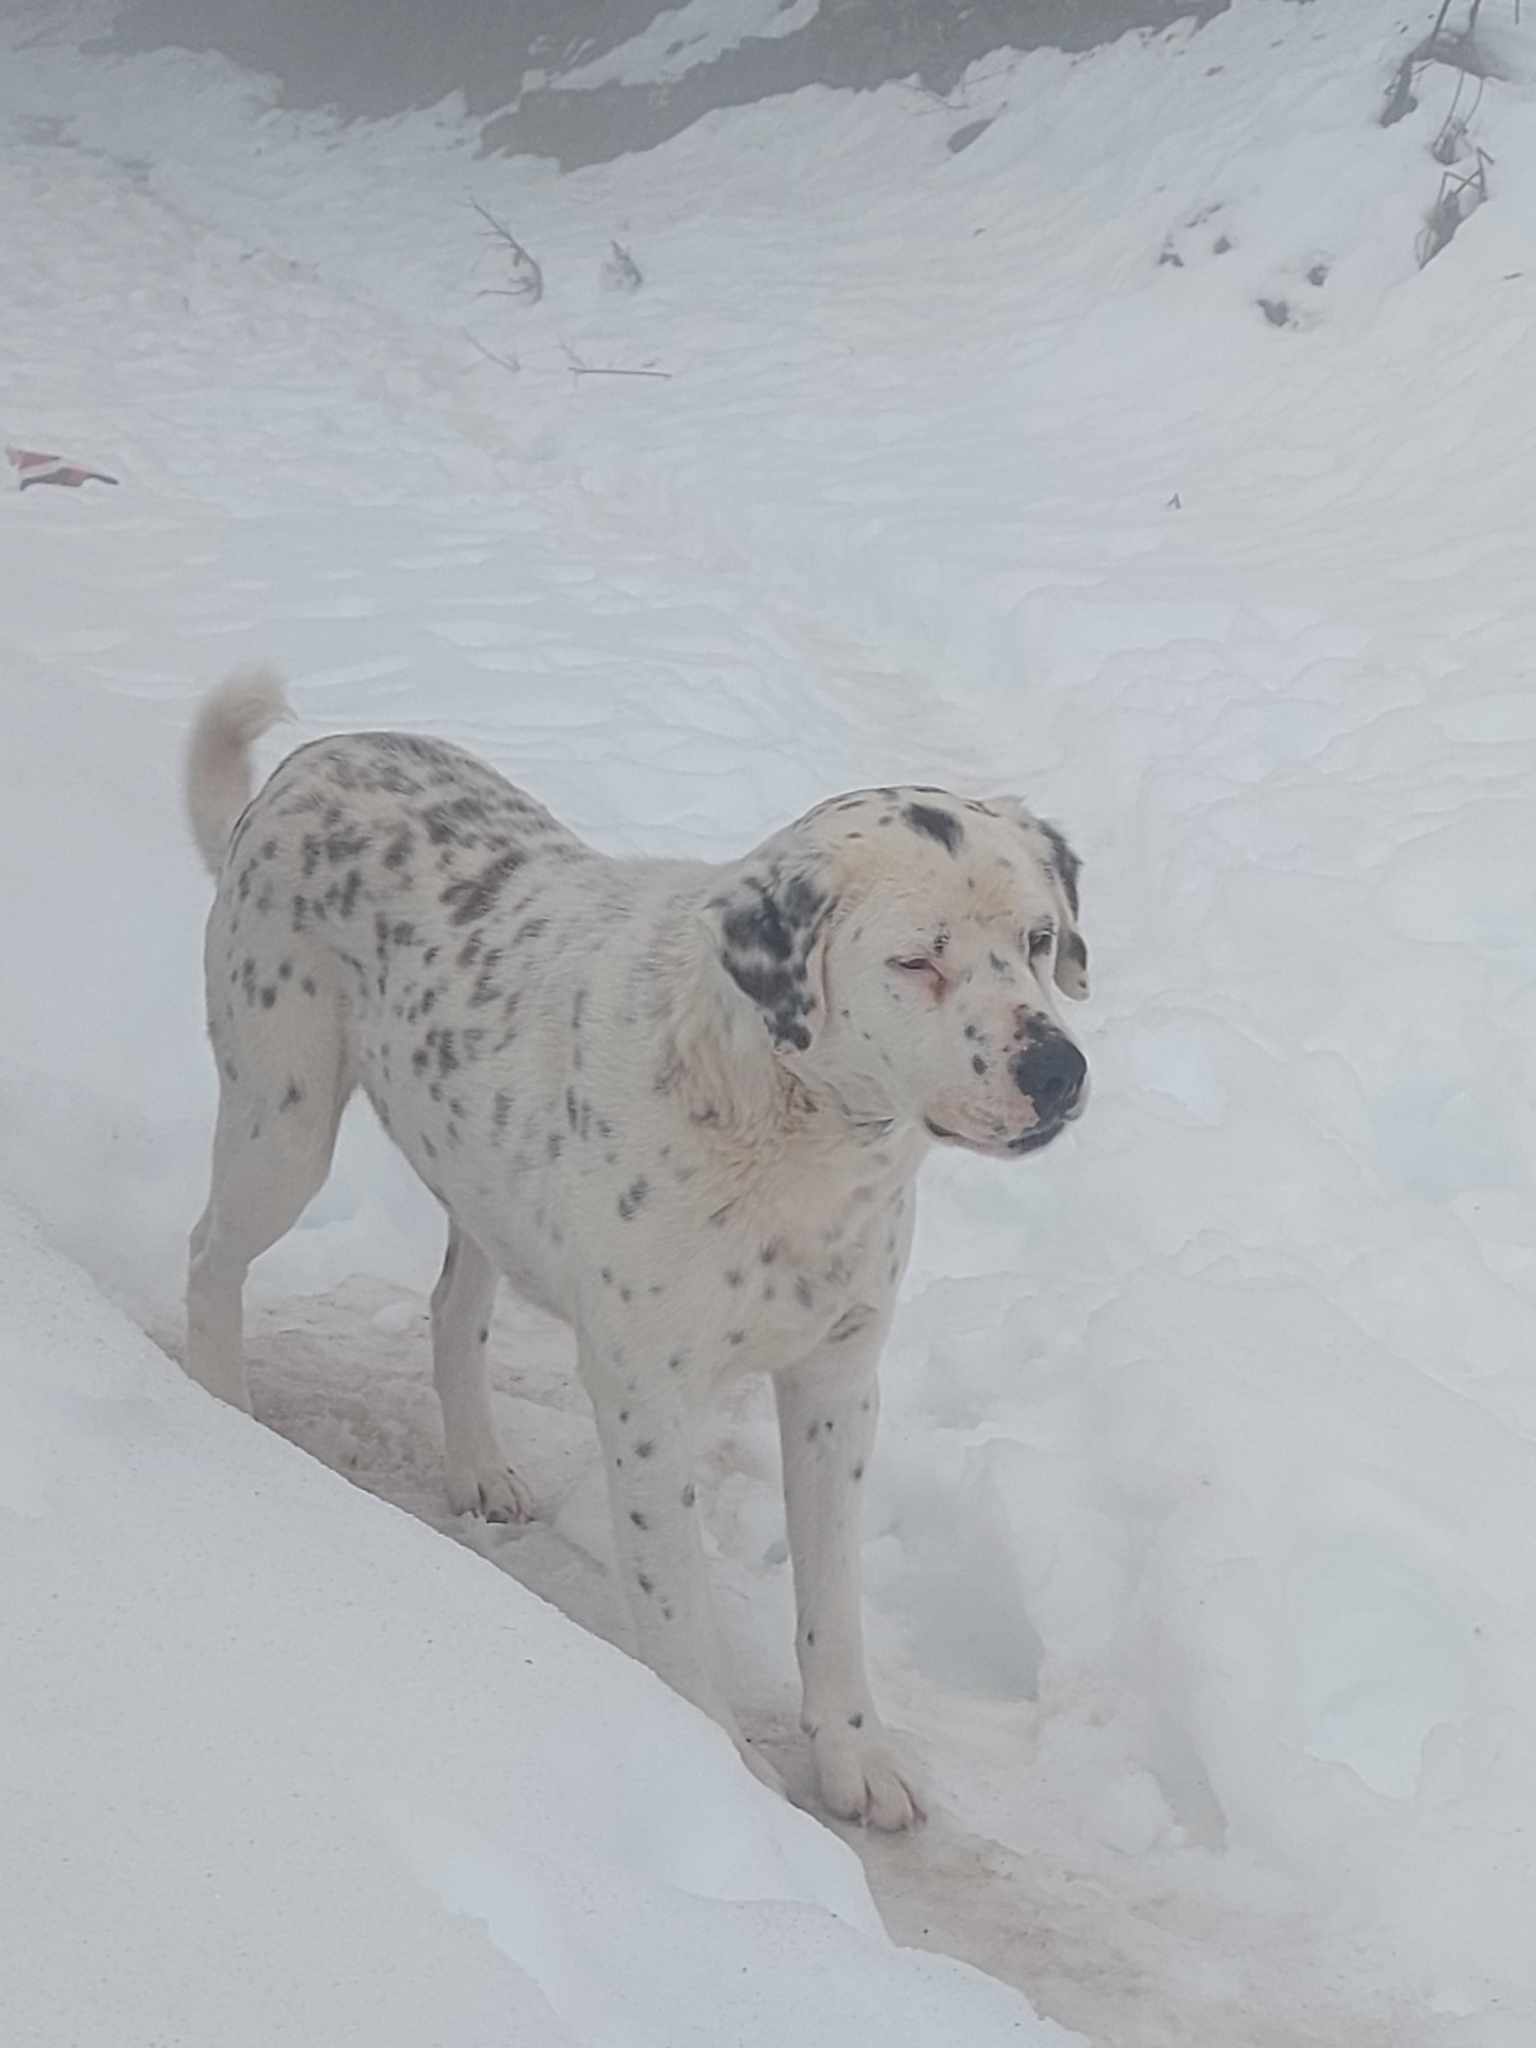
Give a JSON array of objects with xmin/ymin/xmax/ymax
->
[
  {"xmin": 776, "ymin": 1347, "xmax": 925, "ymax": 1829},
  {"xmin": 583, "ymin": 1350, "xmax": 784, "ymax": 1798}
]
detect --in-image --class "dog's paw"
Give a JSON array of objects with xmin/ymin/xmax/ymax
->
[
  {"xmin": 446, "ymin": 1460, "xmax": 533, "ymax": 1524},
  {"xmin": 811, "ymin": 1720, "xmax": 926, "ymax": 1831}
]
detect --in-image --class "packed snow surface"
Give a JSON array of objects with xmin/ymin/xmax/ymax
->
[{"xmin": 2, "ymin": 4, "xmax": 1534, "ymax": 2044}]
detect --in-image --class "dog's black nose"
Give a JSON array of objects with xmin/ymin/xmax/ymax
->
[{"xmin": 1010, "ymin": 1034, "xmax": 1086, "ymax": 1122}]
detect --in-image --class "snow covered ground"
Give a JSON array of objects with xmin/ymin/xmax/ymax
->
[{"xmin": 2, "ymin": 2, "xmax": 1534, "ymax": 2043}]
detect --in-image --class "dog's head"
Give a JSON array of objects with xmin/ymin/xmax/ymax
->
[{"xmin": 709, "ymin": 787, "xmax": 1089, "ymax": 1158}]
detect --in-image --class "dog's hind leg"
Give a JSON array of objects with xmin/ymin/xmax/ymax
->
[
  {"xmin": 187, "ymin": 990, "xmax": 352, "ymax": 1414},
  {"xmin": 431, "ymin": 1222, "xmax": 530, "ymax": 1522}
]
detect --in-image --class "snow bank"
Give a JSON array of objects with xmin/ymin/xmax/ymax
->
[{"xmin": 0, "ymin": 1198, "xmax": 1066, "ymax": 2047}]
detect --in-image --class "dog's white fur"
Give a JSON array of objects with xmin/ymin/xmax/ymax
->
[{"xmin": 184, "ymin": 669, "xmax": 1089, "ymax": 1827}]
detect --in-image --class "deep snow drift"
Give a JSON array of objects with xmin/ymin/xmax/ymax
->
[{"xmin": 2, "ymin": 3, "xmax": 1534, "ymax": 2044}]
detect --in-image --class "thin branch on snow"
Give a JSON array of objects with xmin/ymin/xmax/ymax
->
[
  {"xmin": 463, "ymin": 331, "xmax": 521, "ymax": 376},
  {"xmin": 468, "ymin": 198, "xmax": 544, "ymax": 306},
  {"xmin": 601, "ymin": 239, "xmax": 643, "ymax": 294},
  {"xmin": 560, "ymin": 339, "xmax": 671, "ymax": 381}
]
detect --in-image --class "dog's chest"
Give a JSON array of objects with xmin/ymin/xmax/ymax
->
[{"xmin": 639, "ymin": 1165, "xmax": 915, "ymax": 1376}]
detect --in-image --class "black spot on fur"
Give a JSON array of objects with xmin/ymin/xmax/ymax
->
[
  {"xmin": 724, "ymin": 958, "xmax": 814, "ymax": 1049},
  {"xmin": 904, "ymin": 802, "xmax": 963, "ymax": 855},
  {"xmin": 420, "ymin": 793, "xmax": 494, "ymax": 848},
  {"xmin": 325, "ymin": 828, "xmax": 372, "ymax": 867},
  {"xmin": 717, "ymin": 868, "xmax": 831, "ymax": 1051},
  {"xmin": 1038, "ymin": 821, "xmax": 1082, "ymax": 917},
  {"xmin": 441, "ymin": 846, "xmax": 525, "ymax": 927},
  {"xmin": 721, "ymin": 886, "xmax": 793, "ymax": 962},
  {"xmin": 617, "ymin": 1176, "xmax": 650, "ymax": 1221}
]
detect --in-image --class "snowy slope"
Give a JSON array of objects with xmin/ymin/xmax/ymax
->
[
  {"xmin": 2, "ymin": 2, "xmax": 1535, "ymax": 2044},
  {"xmin": 0, "ymin": 1197, "xmax": 1066, "ymax": 2048}
]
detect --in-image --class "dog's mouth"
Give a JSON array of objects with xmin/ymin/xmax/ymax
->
[
  {"xmin": 1006, "ymin": 1122, "xmax": 1065, "ymax": 1154},
  {"xmin": 924, "ymin": 1117, "xmax": 1068, "ymax": 1158}
]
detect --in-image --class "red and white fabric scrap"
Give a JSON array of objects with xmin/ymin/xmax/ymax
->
[{"xmin": 6, "ymin": 444, "xmax": 119, "ymax": 491}]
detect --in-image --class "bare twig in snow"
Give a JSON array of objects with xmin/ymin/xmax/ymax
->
[
  {"xmin": 464, "ymin": 331, "xmax": 521, "ymax": 376},
  {"xmin": 469, "ymin": 198, "xmax": 543, "ymax": 306},
  {"xmin": 560, "ymin": 339, "xmax": 671, "ymax": 381},
  {"xmin": 1383, "ymin": 0, "xmax": 1505, "ymax": 125},
  {"xmin": 602, "ymin": 240, "xmax": 643, "ymax": 293},
  {"xmin": 1417, "ymin": 145, "xmax": 1492, "ymax": 266}
]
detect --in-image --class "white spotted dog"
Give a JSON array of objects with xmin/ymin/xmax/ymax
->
[{"xmin": 184, "ymin": 667, "xmax": 1090, "ymax": 1830}]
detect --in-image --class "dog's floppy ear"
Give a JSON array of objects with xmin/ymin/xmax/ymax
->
[
  {"xmin": 1039, "ymin": 820, "xmax": 1089, "ymax": 999},
  {"xmin": 707, "ymin": 856, "xmax": 838, "ymax": 1052},
  {"xmin": 987, "ymin": 799, "xmax": 1089, "ymax": 1000}
]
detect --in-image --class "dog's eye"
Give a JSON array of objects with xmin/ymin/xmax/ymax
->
[
  {"xmin": 889, "ymin": 956, "xmax": 944, "ymax": 990},
  {"xmin": 1028, "ymin": 928, "xmax": 1055, "ymax": 960}
]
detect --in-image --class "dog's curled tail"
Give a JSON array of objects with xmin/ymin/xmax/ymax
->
[{"xmin": 184, "ymin": 665, "xmax": 293, "ymax": 875}]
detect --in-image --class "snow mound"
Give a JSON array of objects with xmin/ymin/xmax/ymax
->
[{"xmin": 0, "ymin": 1198, "xmax": 1068, "ymax": 2048}]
